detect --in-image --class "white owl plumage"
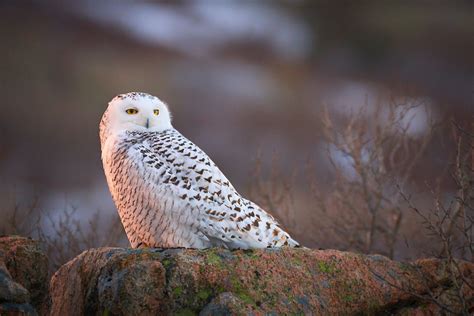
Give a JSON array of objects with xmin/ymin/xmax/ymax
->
[{"xmin": 100, "ymin": 92, "xmax": 299, "ymax": 249}]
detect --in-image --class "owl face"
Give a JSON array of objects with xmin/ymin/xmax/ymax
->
[{"xmin": 104, "ymin": 93, "xmax": 173, "ymax": 136}]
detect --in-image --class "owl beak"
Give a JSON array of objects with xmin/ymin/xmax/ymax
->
[{"xmin": 145, "ymin": 118, "xmax": 150, "ymax": 129}]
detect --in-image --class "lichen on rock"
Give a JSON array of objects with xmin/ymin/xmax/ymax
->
[{"xmin": 49, "ymin": 246, "xmax": 473, "ymax": 315}]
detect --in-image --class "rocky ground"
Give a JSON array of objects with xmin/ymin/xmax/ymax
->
[{"xmin": 0, "ymin": 236, "xmax": 472, "ymax": 315}]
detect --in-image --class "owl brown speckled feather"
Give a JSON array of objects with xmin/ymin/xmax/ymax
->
[{"xmin": 100, "ymin": 92, "xmax": 299, "ymax": 249}]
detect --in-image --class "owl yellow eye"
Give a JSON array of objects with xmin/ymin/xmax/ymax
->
[
  {"xmin": 125, "ymin": 108, "xmax": 139, "ymax": 115},
  {"xmin": 153, "ymin": 109, "xmax": 160, "ymax": 115}
]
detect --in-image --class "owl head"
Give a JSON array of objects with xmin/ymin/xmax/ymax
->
[{"xmin": 100, "ymin": 92, "xmax": 173, "ymax": 145}]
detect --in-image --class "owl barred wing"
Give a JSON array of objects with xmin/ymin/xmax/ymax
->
[
  {"xmin": 130, "ymin": 130, "xmax": 298, "ymax": 249},
  {"xmin": 130, "ymin": 142, "xmax": 259, "ymax": 249}
]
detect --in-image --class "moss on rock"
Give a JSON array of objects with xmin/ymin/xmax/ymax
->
[{"xmin": 49, "ymin": 247, "xmax": 473, "ymax": 315}]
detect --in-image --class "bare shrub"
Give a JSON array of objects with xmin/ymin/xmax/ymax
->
[
  {"xmin": 385, "ymin": 120, "xmax": 473, "ymax": 315},
  {"xmin": 0, "ymin": 191, "xmax": 41, "ymax": 237},
  {"xmin": 395, "ymin": 119, "xmax": 473, "ymax": 260},
  {"xmin": 0, "ymin": 193, "xmax": 126, "ymax": 272},
  {"xmin": 38, "ymin": 206, "xmax": 126, "ymax": 272},
  {"xmin": 309, "ymin": 99, "xmax": 437, "ymax": 257},
  {"xmin": 246, "ymin": 98, "xmax": 446, "ymax": 258}
]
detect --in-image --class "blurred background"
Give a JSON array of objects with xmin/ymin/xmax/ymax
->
[{"xmin": 0, "ymin": 0, "xmax": 472, "ymax": 269}]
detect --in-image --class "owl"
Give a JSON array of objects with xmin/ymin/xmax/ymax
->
[{"xmin": 100, "ymin": 92, "xmax": 299, "ymax": 249}]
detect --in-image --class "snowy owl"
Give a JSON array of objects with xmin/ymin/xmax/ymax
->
[{"xmin": 100, "ymin": 92, "xmax": 299, "ymax": 249}]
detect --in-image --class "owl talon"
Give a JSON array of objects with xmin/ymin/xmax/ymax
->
[{"xmin": 136, "ymin": 242, "xmax": 152, "ymax": 249}]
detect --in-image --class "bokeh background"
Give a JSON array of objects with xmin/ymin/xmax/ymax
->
[{"xmin": 0, "ymin": 0, "xmax": 472, "ymax": 268}]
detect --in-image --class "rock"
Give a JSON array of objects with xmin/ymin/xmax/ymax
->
[
  {"xmin": 0, "ymin": 260, "xmax": 30, "ymax": 304},
  {"xmin": 199, "ymin": 292, "xmax": 251, "ymax": 316},
  {"xmin": 49, "ymin": 247, "xmax": 473, "ymax": 315},
  {"xmin": 0, "ymin": 236, "xmax": 49, "ymax": 315}
]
